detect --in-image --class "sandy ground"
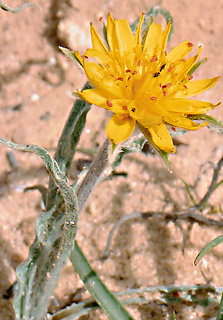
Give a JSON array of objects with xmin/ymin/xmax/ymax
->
[{"xmin": 0, "ymin": 0, "xmax": 223, "ymax": 319}]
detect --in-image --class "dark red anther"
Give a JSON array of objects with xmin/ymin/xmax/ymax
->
[
  {"xmin": 181, "ymin": 58, "xmax": 186, "ymax": 62},
  {"xmin": 84, "ymin": 55, "xmax": 88, "ymax": 59},
  {"xmin": 171, "ymin": 126, "xmax": 176, "ymax": 132},
  {"xmin": 98, "ymin": 16, "xmax": 103, "ymax": 22},
  {"xmin": 137, "ymin": 60, "xmax": 141, "ymax": 66},
  {"xmin": 106, "ymin": 100, "xmax": 113, "ymax": 108},
  {"xmin": 168, "ymin": 67, "xmax": 173, "ymax": 72},
  {"xmin": 117, "ymin": 77, "xmax": 123, "ymax": 81},
  {"xmin": 183, "ymin": 85, "xmax": 188, "ymax": 89},
  {"xmin": 131, "ymin": 107, "xmax": 136, "ymax": 112},
  {"xmin": 125, "ymin": 69, "xmax": 131, "ymax": 73},
  {"xmin": 132, "ymin": 71, "xmax": 137, "ymax": 75},
  {"xmin": 150, "ymin": 55, "xmax": 158, "ymax": 62},
  {"xmin": 163, "ymin": 91, "xmax": 167, "ymax": 97},
  {"xmin": 188, "ymin": 75, "xmax": 193, "ymax": 80},
  {"xmin": 162, "ymin": 84, "xmax": 167, "ymax": 89},
  {"xmin": 122, "ymin": 106, "xmax": 128, "ymax": 110},
  {"xmin": 188, "ymin": 42, "xmax": 193, "ymax": 47},
  {"xmin": 127, "ymin": 76, "xmax": 131, "ymax": 81},
  {"xmin": 150, "ymin": 96, "xmax": 156, "ymax": 101}
]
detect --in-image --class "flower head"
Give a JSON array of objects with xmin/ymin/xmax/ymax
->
[{"xmin": 74, "ymin": 13, "xmax": 220, "ymax": 153}]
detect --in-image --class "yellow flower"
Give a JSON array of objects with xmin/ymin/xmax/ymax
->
[{"xmin": 74, "ymin": 13, "xmax": 220, "ymax": 153}]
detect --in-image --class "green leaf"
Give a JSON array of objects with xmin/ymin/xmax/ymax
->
[
  {"xmin": 187, "ymin": 57, "xmax": 208, "ymax": 76},
  {"xmin": 131, "ymin": 6, "xmax": 174, "ymax": 41},
  {"xmin": 46, "ymin": 83, "xmax": 91, "ymax": 210},
  {"xmin": 0, "ymin": 138, "xmax": 79, "ymax": 320},
  {"xmin": 112, "ymin": 136, "xmax": 146, "ymax": 170},
  {"xmin": 217, "ymin": 293, "xmax": 223, "ymax": 320},
  {"xmin": 194, "ymin": 235, "xmax": 223, "ymax": 266},
  {"xmin": 188, "ymin": 113, "xmax": 223, "ymax": 133},
  {"xmin": 59, "ymin": 46, "xmax": 83, "ymax": 66},
  {"xmin": 70, "ymin": 242, "xmax": 134, "ymax": 320}
]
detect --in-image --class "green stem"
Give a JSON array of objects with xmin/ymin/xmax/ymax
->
[{"xmin": 70, "ymin": 242, "xmax": 134, "ymax": 320}]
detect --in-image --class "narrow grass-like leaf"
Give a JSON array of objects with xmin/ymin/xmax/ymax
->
[
  {"xmin": 70, "ymin": 241, "xmax": 134, "ymax": 320},
  {"xmin": 0, "ymin": 138, "xmax": 79, "ymax": 320},
  {"xmin": 181, "ymin": 179, "xmax": 196, "ymax": 206},
  {"xmin": 194, "ymin": 235, "xmax": 223, "ymax": 266}
]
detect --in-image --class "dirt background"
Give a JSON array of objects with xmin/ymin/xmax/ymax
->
[{"xmin": 0, "ymin": 0, "xmax": 223, "ymax": 319}]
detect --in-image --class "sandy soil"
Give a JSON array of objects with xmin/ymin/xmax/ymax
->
[{"xmin": 0, "ymin": 0, "xmax": 223, "ymax": 319}]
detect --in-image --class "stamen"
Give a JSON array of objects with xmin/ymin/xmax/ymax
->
[
  {"xmin": 163, "ymin": 91, "xmax": 167, "ymax": 97},
  {"xmin": 137, "ymin": 60, "xmax": 141, "ymax": 66},
  {"xmin": 106, "ymin": 100, "xmax": 113, "ymax": 108},
  {"xmin": 181, "ymin": 59, "xmax": 186, "ymax": 62},
  {"xmin": 132, "ymin": 71, "xmax": 137, "ymax": 75},
  {"xmin": 162, "ymin": 84, "xmax": 167, "ymax": 89},
  {"xmin": 98, "ymin": 16, "xmax": 103, "ymax": 22},
  {"xmin": 150, "ymin": 96, "xmax": 157, "ymax": 101},
  {"xmin": 150, "ymin": 55, "xmax": 158, "ymax": 62},
  {"xmin": 125, "ymin": 69, "xmax": 131, "ymax": 73},
  {"xmin": 168, "ymin": 66, "xmax": 173, "ymax": 72},
  {"xmin": 117, "ymin": 77, "xmax": 123, "ymax": 81},
  {"xmin": 84, "ymin": 55, "xmax": 88, "ymax": 59},
  {"xmin": 171, "ymin": 126, "xmax": 176, "ymax": 131},
  {"xmin": 183, "ymin": 85, "xmax": 188, "ymax": 89},
  {"xmin": 187, "ymin": 42, "xmax": 193, "ymax": 47},
  {"xmin": 188, "ymin": 75, "xmax": 193, "ymax": 80},
  {"xmin": 122, "ymin": 106, "xmax": 128, "ymax": 110},
  {"xmin": 131, "ymin": 107, "xmax": 136, "ymax": 112}
]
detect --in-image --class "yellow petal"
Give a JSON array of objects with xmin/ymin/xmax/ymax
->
[
  {"xmin": 83, "ymin": 60, "xmax": 123, "ymax": 97},
  {"xmin": 134, "ymin": 13, "xmax": 145, "ymax": 45},
  {"xmin": 162, "ymin": 98, "xmax": 216, "ymax": 114},
  {"xmin": 166, "ymin": 115, "xmax": 207, "ymax": 130},
  {"xmin": 115, "ymin": 19, "xmax": 135, "ymax": 54},
  {"xmin": 74, "ymin": 51, "xmax": 84, "ymax": 66},
  {"xmin": 85, "ymin": 48, "xmax": 111, "ymax": 65},
  {"xmin": 77, "ymin": 88, "xmax": 107, "ymax": 107},
  {"xmin": 148, "ymin": 123, "xmax": 175, "ymax": 153},
  {"xmin": 90, "ymin": 23, "xmax": 109, "ymax": 55},
  {"xmin": 161, "ymin": 22, "xmax": 172, "ymax": 53},
  {"xmin": 106, "ymin": 114, "xmax": 135, "ymax": 144},
  {"xmin": 143, "ymin": 23, "xmax": 163, "ymax": 58},
  {"xmin": 174, "ymin": 76, "xmax": 220, "ymax": 98},
  {"xmin": 167, "ymin": 40, "xmax": 194, "ymax": 61},
  {"xmin": 107, "ymin": 12, "xmax": 118, "ymax": 51}
]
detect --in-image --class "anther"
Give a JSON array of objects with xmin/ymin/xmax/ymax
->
[
  {"xmin": 131, "ymin": 107, "xmax": 136, "ymax": 112},
  {"xmin": 187, "ymin": 42, "xmax": 193, "ymax": 47},
  {"xmin": 122, "ymin": 106, "xmax": 128, "ymax": 110},
  {"xmin": 132, "ymin": 71, "xmax": 137, "ymax": 75},
  {"xmin": 117, "ymin": 77, "xmax": 123, "ymax": 81},
  {"xmin": 98, "ymin": 16, "xmax": 103, "ymax": 22},
  {"xmin": 150, "ymin": 96, "xmax": 156, "ymax": 101},
  {"xmin": 188, "ymin": 75, "xmax": 193, "ymax": 80},
  {"xmin": 106, "ymin": 100, "xmax": 113, "ymax": 108},
  {"xmin": 150, "ymin": 55, "xmax": 158, "ymax": 62},
  {"xmin": 125, "ymin": 69, "xmax": 131, "ymax": 73},
  {"xmin": 84, "ymin": 55, "xmax": 88, "ymax": 59}
]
